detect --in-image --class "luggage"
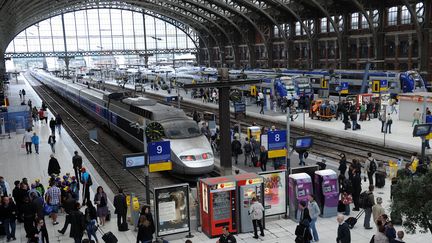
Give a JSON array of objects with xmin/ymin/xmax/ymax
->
[
  {"xmin": 338, "ymin": 200, "xmax": 346, "ymax": 212},
  {"xmin": 356, "ymin": 123, "xmax": 361, "ymax": 130},
  {"xmin": 118, "ymin": 222, "xmax": 129, "ymax": 232},
  {"xmin": 375, "ymin": 171, "xmax": 386, "ymax": 188},
  {"xmin": 99, "ymin": 227, "xmax": 118, "ymax": 243},
  {"xmin": 105, "ymin": 210, "xmax": 111, "ymax": 221},
  {"xmin": 345, "ymin": 210, "xmax": 364, "ymax": 229}
]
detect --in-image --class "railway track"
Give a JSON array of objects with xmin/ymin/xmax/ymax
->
[
  {"xmin": 104, "ymin": 82, "xmax": 413, "ymax": 165},
  {"xmin": 25, "ymin": 74, "xmax": 182, "ymax": 204}
]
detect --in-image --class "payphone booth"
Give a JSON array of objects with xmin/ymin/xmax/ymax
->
[
  {"xmin": 199, "ymin": 177, "xmax": 237, "ymax": 238},
  {"xmin": 233, "ymin": 173, "xmax": 264, "ymax": 233},
  {"xmin": 314, "ymin": 169, "xmax": 339, "ymax": 218},
  {"xmin": 288, "ymin": 173, "xmax": 313, "ymax": 222}
]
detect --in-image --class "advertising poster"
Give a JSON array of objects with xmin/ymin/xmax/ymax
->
[
  {"xmin": 154, "ymin": 184, "xmax": 190, "ymax": 236},
  {"xmin": 259, "ymin": 170, "xmax": 286, "ymax": 216}
]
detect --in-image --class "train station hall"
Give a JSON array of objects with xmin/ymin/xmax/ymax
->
[{"xmin": 1, "ymin": 1, "xmax": 432, "ymax": 243}]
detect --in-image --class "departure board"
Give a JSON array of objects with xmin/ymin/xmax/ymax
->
[{"xmin": 212, "ymin": 191, "xmax": 231, "ymax": 221}]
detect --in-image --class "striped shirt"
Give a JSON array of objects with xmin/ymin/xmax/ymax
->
[{"xmin": 46, "ymin": 186, "xmax": 61, "ymax": 205}]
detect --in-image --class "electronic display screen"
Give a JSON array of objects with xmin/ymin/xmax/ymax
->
[
  {"xmin": 297, "ymin": 189, "xmax": 305, "ymax": 197},
  {"xmin": 323, "ymin": 185, "xmax": 332, "ymax": 193},
  {"xmin": 294, "ymin": 137, "xmax": 313, "ymax": 149},
  {"xmin": 413, "ymin": 124, "xmax": 432, "ymax": 137}
]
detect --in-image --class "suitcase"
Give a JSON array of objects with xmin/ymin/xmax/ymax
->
[
  {"xmin": 375, "ymin": 172, "xmax": 386, "ymax": 188},
  {"xmin": 118, "ymin": 222, "xmax": 129, "ymax": 232},
  {"xmin": 345, "ymin": 210, "xmax": 364, "ymax": 229},
  {"xmin": 344, "ymin": 121, "xmax": 351, "ymax": 129},
  {"xmin": 356, "ymin": 124, "xmax": 361, "ymax": 130},
  {"xmin": 99, "ymin": 227, "xmax": 118, "ymax": 243}
]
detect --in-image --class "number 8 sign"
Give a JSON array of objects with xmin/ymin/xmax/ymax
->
[{"xmin": 148, "ymin": 141, "xmax": 171, "ymax": 164}]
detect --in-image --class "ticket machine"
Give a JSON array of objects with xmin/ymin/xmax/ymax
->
[
  {"xmin": 233, "ymin": 173, "xmax": 264, "ymax": 233},
  {"xmin": 288, "ymin": 173, "xmax": 313, "ymax": 222},
  {"xmin": 247, "ymin": 126, "xmax": 261, "ymax": 142},
  {"xmin": 199, "ymin": 177, "xmax": 237, "ymax": 238},
  {"xmin": 314, "ymin": 169, "xmax": 339, "ymax": 217}
]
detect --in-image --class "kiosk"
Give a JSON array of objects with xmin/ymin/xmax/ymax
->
[
  {"xmin": 199, "ymin": 177, "xmax": 237, "ymax": 238},
  {"xmin": 288, "ymin": 173, "xmax": 313, "ymax": 222},
  {"xmin": 233, "ymin": 173, "xmax": 264, "ymax": 233},
  {"xmin": 314, "ymin": 169, "xmax": 339, "ymax": 218}
]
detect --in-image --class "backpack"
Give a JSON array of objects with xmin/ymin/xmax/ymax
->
[
  {"xmin": 359, "ymin": 191, "xmax": 372, "ymax": 209},
  {"xmin": 369, "ymin": 159, "xmax": 377, "ymax": 173},
  {"xmin": 244, "ymin": 143, "xmax": 252, "ymax": 153}
]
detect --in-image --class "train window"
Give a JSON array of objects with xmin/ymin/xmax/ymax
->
[{"xmin": 163, "ymin": 120, "xmax": 201, "ymax": 139}]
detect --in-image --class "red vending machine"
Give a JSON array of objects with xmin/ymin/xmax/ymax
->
[{"xmin": 199, "ymin": 177, "xmax": 237, "ymax": 238}]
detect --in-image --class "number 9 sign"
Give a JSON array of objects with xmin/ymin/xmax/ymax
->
[
  {"xmin": 148, "ymin": 141, "xmax": 171, "ymax": 164},
  {"xmin": 156, "ymin": 145, "xmax": 163, "ymax": 154}
]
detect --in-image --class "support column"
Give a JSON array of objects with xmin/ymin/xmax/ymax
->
[
  {"xmin": 218, "ymin": 85, "xmax": 232, "ymax": 175},
  {"xmin": 408, "ymin": 36, "xmax": 413, "ymax": 69},
  {"xmin": 375, "ymin": 5, "xmax": 386, "ymax": 69},
  {"xmin": 0, "ymin": 54, "xmax": 5, "ymax": 81},
  {"xmin": 61, "ymin": 13, "xmax": 69, "ymax": 77},
  {"xmin": 421, "ymin": 0, "xmax": 431, "ymax": 75},
  {"xmin": 340, "ymin": 13, "xmax": 350, "ymax": 69},
  {"xmin": 395, "ymin": 35, "xmax": 400, "ymax": 70},
  {"xmin": 267, "ymin": 42, "xmax": 274, "ymax": 68}
]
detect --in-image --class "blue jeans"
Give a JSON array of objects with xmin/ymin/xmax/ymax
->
[
  {"xmin": 87, "ymin": 220, "xmax": 98, "ymax": 242},
  {"xmin": 352, "ymin": 120, "xmax": 358, "ymax": 130},
  {"xmin": 310, "ymin": 217, "xmax": 319, "ymax": 241},
  {"xmin": 3, "ymin": 218, "xmax": 16, "ymax": 240}
]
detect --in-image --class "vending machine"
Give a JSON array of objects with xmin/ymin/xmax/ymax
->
[
  {"xmin": 314, "ymin": 169, "xmax": 339, "ymax": 217},
  {"xmin": 199, "ymin": 177, "xmax": 237, "ymax": 238},
  {"xmin": 288, "ymin": 173, "xmax": 313, "ymax": 222},
  {"xmin": 233, "ymin": 173, "xmax": 264, "ymax": 233}
]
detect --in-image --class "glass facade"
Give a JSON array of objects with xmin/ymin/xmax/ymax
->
[{"xmin": 6, "ymin": 9, "xmax": 196, "ymax": 54}]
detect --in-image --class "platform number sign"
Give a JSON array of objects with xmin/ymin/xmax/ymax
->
[
  {"xmin": 148, "ymin": 141, "xmax": 172, "ymax": 172},
  {"xmin": 267, "ymin": 131, "xmax": 287, "ymax": 159}
]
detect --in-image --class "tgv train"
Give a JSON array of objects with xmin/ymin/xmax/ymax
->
[{"xmin": 30, "ymin": 69, "xmax": 214, "ymax": 175}]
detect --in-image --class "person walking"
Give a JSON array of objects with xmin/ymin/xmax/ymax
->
[
  {"xmin": 58, "ymin": 192, "xmax": 77, "ymax": 235},
  {"xmin": 94, "ymin": 186, "xmax": 109, "ymax": 227},
  {"xmin": 48, "ymin": 133, "xmax": 56, "ymax": 153},
  {"xmin": 22, "ymin": 196, "xmax": 37, "ymax": 239},
  {"xmin": 231, "ymin": 136, "xmax": 242, "ymax": 165},
  {"xmin": 81, "ymin": 168, "xmax": 92, "ymax": 206},
  {"xmin": 114, "ymin": 188, "xmax": 128, "ymax": 231},
  {"xmin": 0, "ymin": 197, "xmax": 17, "ymax": 242},
  {"xmin": 31, "ymin": 132, "xmax": 40, "ymax": 154},
  {"xmin": 243, "ymin": 138, "xmax": 252, "ymax": 166},
  {"xmin": 296, "ymin": 201, "xmax": 312, "ymax": 243},
  {"xmin": 350, "ymin": 111, "xmax": 358, "ymax": 131},
  {"xmin": 380, "ymin": 109, "xmax": 387, "ymax": 133},
  {"xmin": 249, "ymin": 197, "xmax": 265, "ymax": 239},
  {"xmin": 412, "ymin": 108, "xmax": 422, "ymax": 127},
  {"xmin": 31, "ymin": 106, "xmax": 39, "ymax": 123},
  {"xmin": 45, "ymin": 180, "xmax": 61, "ymax": 225},
  {"xmin": 55, "ymin": 114, "xmax": 63, "ymax": 135},
  {"xmin": 259, "ymin": 146, "xmax": 268, "ymax": 171},
  {"xmin": 137, "ymin": 214, "xmax": 155, "ymax": 243},
  {"xmin": 307, "ymin": 195, "xmax": 320, "ymax": 242},
  {"xmin": 336, "ymin": 215, "xmax": 351, "ymax": 243},
  {"xmin": 22, "ymin": 89, "xmax": 26, "ymax": 100},
  {"xmin": 372, "ymin": 197, "xmax": 385, "ymax": 227},
  {"xmin": 48, "ymin": 154, "xmax": 61, "ymax": 176},
  {"xmin": 49, "ymin": 118, "xmax": 56, "ymax": 134},
  {"xmin": 351, "ymin": 168, "xmax": 362, "ymax": 211},
  {"xmin": 84, "ymin": 201, "xmax": 99, "ymax": 243},
  {"xmin": 19, "ymin": 89, "xmax": 22, "ymax": 100},
  {"xmin": 69, "ymin": 202, "xmax": 86, "ymax": 243},
  {"xmin": 29, "ymin": 217, "xmax": 49, "ymax": 243},
  {"xmin": 43, "ymin": 110, "xmax": 48, "ymax": 124},
  {"xmin": 386, "ymin": 113, "xmax": 393, "ymax": 134},
  {"xmin": 338, "ymin": 153, "xmax": 348, "ymax": 176},
  {"xmin": 23, "ymin": 128, "xmax": 33, "ymax": 154},
  {"xmin": 372, "ymin": 224, "xmax": 389, "ymax": 243},
  {"xmin": 363, "ymin": 185, "xmax": 375, "ymax": 230},
  {"xmin": 260, "ymin": 99, "xmax": 265, "ymax": 114},
  {"xmin": 365, "ymin": 153, "xmax": 377, "ymax": 186},
  {"xmin": 72, "ymin": 151, "xmax": 83, "ymax": 185}
]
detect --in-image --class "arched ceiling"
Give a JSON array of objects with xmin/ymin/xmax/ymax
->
[{"xmin": 0, "ymin": 0, "xmax": 420, "ymax": 51}]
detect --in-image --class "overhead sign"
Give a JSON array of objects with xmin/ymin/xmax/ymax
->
[
  {"xmin": 340, "ymin": 82, "xmax": 349, "ymax": 94},
  {"xmin": 267, "ymin": 130, "xmax": 287, "ymax": 159},
  {"xmin": 123, "ymin": 153, "xmax": 145, "ymax": 169},
  {"xmin": 148, "ymin": 141, "xmax": 172, "ymax": 172},
  {"xmin": 380, "ymin": 80, "xmax": 388, "ymax": 91}
]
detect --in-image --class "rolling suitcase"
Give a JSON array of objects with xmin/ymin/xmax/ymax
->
[
  {"xmin": 98, "ymin": 227, "xmax": 118, "ymax": 243},
  {"xmin": 345, "ymin": 209, "xmax": 364, "ymax": 229},
  {"xmin": 375, "ymin": 171, "xmax": 386, "ymax": 188}
]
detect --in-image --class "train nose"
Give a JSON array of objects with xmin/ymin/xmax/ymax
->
[{"xmin": 178, "ymin": 148, "xmax": 214, "ymax": 168}]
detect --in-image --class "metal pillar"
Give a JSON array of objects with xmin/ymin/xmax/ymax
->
[
  {"xmin": 219, "ymin": 86, "xmax": 232, "ymax": 175},
  {"xmin": 0, "ymin": 51, "xmax": 5, "ymax": 80},
  {"xmin": 143, "ymin": 125, "xmax": 151, "ymax": 205},
  {"xmin": 286, "ymin": 106, "xmax": 291, "ymax": 170}
]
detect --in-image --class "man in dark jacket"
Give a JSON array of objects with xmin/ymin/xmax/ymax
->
[
  {"xmin": 48, "ymin": 154, "xmax": 61, "ymax": 176},
  {"xmin": 69, "ymin": 202, "xmax": 85, "ymax": 242},
  {"xmin": 22, "ymin": 196, "xmax": 37, "ymax": 238},
  {"xmin": 0, "ymin": 197, "xmax": 17, "ymax": 241},
  {"xmin": 55, "ymin": 114, "xmax": 63, "ymax": 135},
  {"xmin": 72, "ymin": 151, "xmax": 83, "ymax": 185},
  {"xmin": 336, "ymin": 215, "xmax": 351, "ymax": 243},
  {"xmin": 58, "ymin": 192, "xmax": 77, "ymax": 235},
  {"xmin": 231, "ymin": 136, "xmax": 242, "ymax": 165},
  {"xmin": 49, "ymin": 118, "xmax": 56, "ymax": 134},
  {"xmin": 351, "ymin": 169, "xmax": 362, "ymax": 211},
  {"xmin": 217, "ymin": 226, "xmax": 236, "ymax": 243},
  {"xmin": 30, "ymin": 192, "xmax": 44, "ymax": 220},
  {"xmin": 350, "ymin": 111, "xmax": 358, "ymax": 131},
  {"xmin": 113, "ymin": 188, "xmax": 128, "ymax": 230}
]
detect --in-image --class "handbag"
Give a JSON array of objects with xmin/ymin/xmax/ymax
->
[
  {"xmin": 21, "ymin": 143, "xmax": 25, "ymax": 149},
  {"xmin": 342, "ymin": 193, "xmax": 353, "ymax": 205},
  {"xmin": 43, "ymin": 204, "xmax": 53, "ymax": 215}
]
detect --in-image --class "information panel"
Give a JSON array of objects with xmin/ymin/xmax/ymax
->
[
  {"xmin": 259, "ymin": 170, "xmax": 287, "ymax": 216},
  {"xmin": 154, "ymin": 184, "xmax": 190, "ymax": 237},
  {"xmin": 122, "ymin": 153, "xmax": 145, "ymax": 169}
]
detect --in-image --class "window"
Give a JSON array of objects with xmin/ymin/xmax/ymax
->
[
  {"xmin": 321, "ymin": 18, "xmax": 327, "ymax": 33},
  {"xmin": 401, "ymin": 6, "xmax": 411, "ymax": 24},
  {"xmin": 351, "ymin": 12, "xmax": 359, "ymax": 29},
  {"xmin": 388, "ymin": 6, "xmax": 398, "ymax": 26},
  {"xmin": 372, "ymin": 10, "xmax": 379, "ymax": 27},
  {"xmin": 295, "ymin": 21, "xmax": 301, "ymax": 36},
  {"xmin": 361, "ymin": 13, "xmax": 369, "ymax": 29}
]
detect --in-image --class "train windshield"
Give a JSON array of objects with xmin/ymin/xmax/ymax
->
[
  {"xmin": 163, "ymin": 120, "xmax": 202, "ymax": 139},
  {"xmin": 407, "ymin": 71, "xmax": 425, "ymax": 89}
]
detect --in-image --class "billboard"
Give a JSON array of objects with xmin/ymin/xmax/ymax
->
[
  {"xmin": 259, "ymin": 170, "xmax": 287, "ymax": 216},
  {"xmin": 154, "ymin": 184, "xmax": 190, "ymax": 237}
]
